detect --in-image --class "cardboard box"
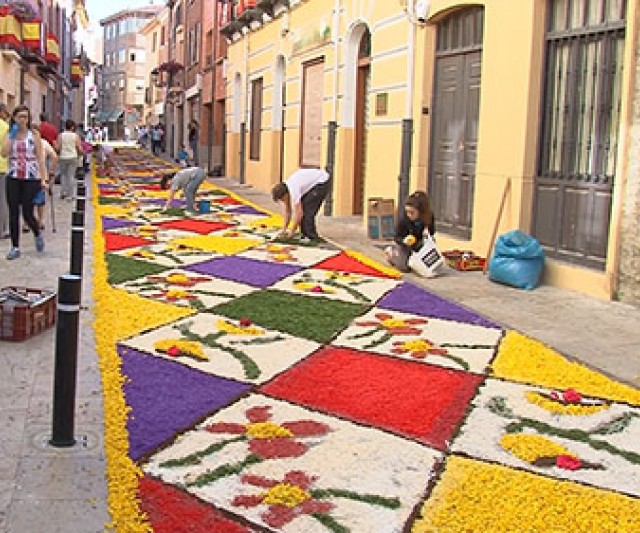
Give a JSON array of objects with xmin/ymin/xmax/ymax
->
[{"xmin": 367, "ymin": 198, "xmax": 395, "ymax": 240}]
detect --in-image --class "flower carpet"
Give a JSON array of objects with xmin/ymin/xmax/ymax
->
[{"xmin": 93, "ymin": 148, "xmax": 640, "ymax": 532}]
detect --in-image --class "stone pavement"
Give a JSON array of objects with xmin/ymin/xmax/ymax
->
[{"xmin": 0, "ymin": 173, "xmax": 638, "ymax": 533}]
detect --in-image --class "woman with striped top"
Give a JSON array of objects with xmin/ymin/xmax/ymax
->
[{"xmin": 1, "ymin": 105, "xmax": 48, "ymax": 260}]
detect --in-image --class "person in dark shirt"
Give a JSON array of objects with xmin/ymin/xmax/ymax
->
[
  {"xmin": 38, "ymin": 114, "xmax": 58, "ymax": 149},
  {"xmin": 384, "ymin": 191, "xmax": 436, "ymax": 272}
]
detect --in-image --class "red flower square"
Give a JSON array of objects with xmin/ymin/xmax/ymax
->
[
  {"xmin": 139, "ymin": 476, "xmax": 251, "ymax": 533},
  {"xmin": 261, "ymin": 346, "xmax": 484, "ymax": 450},
  {"xmin": 156, "ymin": 219, "xmax": 234, "ymax": 235},
  {"xmin": 313, "ymin": 252, "xmax": 399, "ymax": 278},
  {"xmin": 104, "ymin": 232, "xmax": 154, "ymax": 251}
]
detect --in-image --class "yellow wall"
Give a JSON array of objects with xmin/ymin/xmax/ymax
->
[{"xmin": 224, "ymin": 0, "xmax": 636, "ymax": 301}]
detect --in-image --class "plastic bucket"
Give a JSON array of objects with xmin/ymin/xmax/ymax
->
[{"xmin": 199, "ymin": 200, "xmax": 211, "ymax": 214}]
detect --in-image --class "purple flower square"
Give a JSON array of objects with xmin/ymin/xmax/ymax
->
[
  {"xmin": 119, "ymin": 345, "xmax": 250, "ymax": 462},
  {"xmin": 186, "ymin": 256, "xmax": 302, "ymax": 288},
  {"xmin": 226, "ymin": 205, "xmax": 268, "ymax": 216},
  {"xmin": 102, "ymin": 216, "xmax": 140, "ymax": 231},
  {"xmin": 141, "ymin": 197, "xmax": 186, "ymax": 208},
  {"xmin": 378, "ymin": 282, "xmax": 501, "ymax": 328}
]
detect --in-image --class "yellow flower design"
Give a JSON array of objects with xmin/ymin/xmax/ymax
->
[
  {"xmin": 166, "ymin": 273, "xmax": 191, "ymax": 285},
  {"xmin": 164, "ymin": 289, "xmax": 191, "ymax": 299},
  {"xmin": 215, "ymin": 319, "xmax": 264, "ymax": 336},
  {"xmin": 293, "ymin": 282, "xmax": 336, "ymax": 294},
  {"xmin": 261, "ymin": 483, "xmax": 311, "ymax": 508},
  {"xmin": 525, "ymin": 391, "xmax": 609, "ymax": 416},
  {"xmin": 124, "ymin": 250, "xmax": 156, "ymax": 259},
  {"xmin": 325, "ymin": 271, "xmax": 361, "ymax": 282},
  {"xmin": 499, "ymin": 434, "xmax": 575, "ymax": 464},
  {"xmin": 154, "ymin": 339, "xmax": 208, "ymax": 361},
  {"xmin": 246, "ymin": 421, "xmax": 294, "ymax": 440}
]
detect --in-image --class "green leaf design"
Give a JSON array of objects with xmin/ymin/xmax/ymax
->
[
  {"xmin": 186, "ymin": 454, "xmax": 262, "ymax": 488},
  {"xmin": 159, "ymin": 435, "xmax": 246, "ymax": 468},
  {"xmin": 311, "ymin": 488, "xmax": 401, "ymax": 509},
  {"xmin": 311, "ymin": 513, "xmax": 350, "ymax": 533},
  {"xmin": 592, "ymin": 413, "xmax": 640, "ymax": 435},
  {"xmin": 364, "ymin": 331, "xmax": 393, "ymax": 350},
  {"xmin": 486, "ymin": 396, "xmax": 516, "ymax": 418}
]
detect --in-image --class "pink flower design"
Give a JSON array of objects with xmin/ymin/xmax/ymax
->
[
  {"xmin": 204, "ymin": 406, "xmax": 330, "ymax": 460},
  {"xmin": 232, "ymin": 471, "xmax": 333, "ymax": 528}
]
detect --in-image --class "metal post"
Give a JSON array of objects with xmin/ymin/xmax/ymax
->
[
  {"xmin": 239, "ymin": 121, "xmax": 246, "ymax": 184},
  {"xmin": 75, "ymin": 183, "xmax": 86, "ymax": 213},
  {"xmin": 70, "ymin": 211, "xmax": 84, "ymax": 277},
  {"xmin": 50, "ymin": 274, "xmax": 82, "ymax": 447},
  {"xmin": 324, "ymin": 121, "xmax": 338, "ymax": 216},
  {"xmin": 397, "ymin": 118, "xmax": 414, "ymax": 209}
]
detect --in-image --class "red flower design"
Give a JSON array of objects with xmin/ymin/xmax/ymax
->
[
  {"xmin": 556, "ymin": 454, "xmax": 582, "ymax": 470},
  {"xmin": 356, "ymin": 312, "xmax": 427, "ymax": 335},
  {"xmin": 239, "ymin": 317, "xmax": 253, "ymax": 327},
  {"xmin": 562, "ymin": 389, "xmax": 583, "ymax": 404},
  {"xmin": 232, "ymin": 471, "xmax": 333, "ymax": 528},
  {"xmin": 204, "ymin": 406, "xmax": 330, "ymax": 460},
  {"xmin": 167, "ymin": 345, "xmax": 180, "ymax": 357}
]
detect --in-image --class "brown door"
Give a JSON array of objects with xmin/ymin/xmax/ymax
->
[
  {"xmin": 353, "ymin": 59, "xmax": 370, "ymax": 215},
  {"xmin": 300, "ymin": 59, "xmax": 324, "ymax": 168},
  {"xmin": 430, "ymin": 51, "xmax": 482, "ymax": 239},
  {"xmin": 533, "ymin": 1, "xmax": 625, "ymax": 270}
]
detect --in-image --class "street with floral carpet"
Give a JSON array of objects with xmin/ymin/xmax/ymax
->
[{"xmin": 92, "ymin": 147, "xmax": 640, "ymax": 533}]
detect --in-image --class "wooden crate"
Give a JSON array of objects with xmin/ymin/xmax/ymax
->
[{"xmin": 0, "ymin": 287, "xmax": 57, "ymax": 342}]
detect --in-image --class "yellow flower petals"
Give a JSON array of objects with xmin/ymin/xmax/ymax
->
[{"xmin": 499, "ymin": 433, "xmax": 574, "ymax": 463}]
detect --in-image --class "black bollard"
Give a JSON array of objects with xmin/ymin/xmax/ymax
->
[
  {"xmin": 70, "ymin": 211, "xmax": 84, "ymax": 277},
  {"xmin": 50, "ymin": 274, "xmax": 82, "ymax": 447},
  {"xmin": 75, "ymin": 184, "xmax": 86, "ymax": 213}
]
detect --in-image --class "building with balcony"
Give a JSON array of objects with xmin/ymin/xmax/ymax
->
[
  {"xmin": 99, "ymin": 4, "xmax": 162, "ymax": 139},
  {"xmin": 0, "ymin": 0, "xmax": 78, "ymax": 127}
]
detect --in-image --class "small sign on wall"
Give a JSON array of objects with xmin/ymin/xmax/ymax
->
[{"xmin": 376, "ymin": 93, "xmax": 388, "ymax": 116}]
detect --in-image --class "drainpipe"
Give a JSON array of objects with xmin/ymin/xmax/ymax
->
[
  {"xmin": 239, "ymin": 121, "xmax": 246, "ymax": 184},
  {"xmin": 208, "ymin": 0, "xmax": 219, "ymax": 172},
  {"xmin": 324, "ymin": 120, "xmax": 338, "ymax": 215},
  {"xmin": 398, "ymin": 0, "xmax": 418, "ymax": 206}
]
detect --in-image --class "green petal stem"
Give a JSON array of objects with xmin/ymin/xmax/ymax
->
[
  {"xmin": 311, "ymin": 488, "xmax": 401, "ymax": 509},
  {"xmin": 159, "ymin": 435, "xmax": 247, "ymax": 468},
  {"xmin": 186, "ymin": 454, "xmax": 262, "ymax": 488}
]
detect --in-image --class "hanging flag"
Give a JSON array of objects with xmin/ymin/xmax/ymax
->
[
  {"xmin": 71, "ymin": 57, "xmax": 83, "ymax": 87},
  {"xmin": 22, "ymin": 17, "xmax": 42, "ymax": 55},
  {"xmin": 0, "ymin": 6, "xmax": 22, "ymax": 50},
  {"xmin": 45, "ymin": 32, "xmax": 60, "ymax": 65}
]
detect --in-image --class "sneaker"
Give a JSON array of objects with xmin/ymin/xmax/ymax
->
[
  {"xmin": 35, "ymin": 234, "xmax": 44, "ymax": 252},
  {"xmin": 6, "ymin": 247, "xmax": 20, "ymax": 260}
]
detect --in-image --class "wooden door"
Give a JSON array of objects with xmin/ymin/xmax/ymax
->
[
  {"xmin": 353, "ymin": 60, "xmax": 369, "ymax": 214},
  {"xmin": 430, "ymin": 51, "xmax": 481, "ymax": 239},
  {"xmin": 300, "ymin": 59, "xmax": 324, "ymax": 168}
]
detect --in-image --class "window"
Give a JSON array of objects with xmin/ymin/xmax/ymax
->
[
  {"xmin": 188, "ymin": 25, "xmax": 200, "ymax": 65},
  {"xmin": 135, "ymin": 79, "xmax": 145, "ymax": 91},
  {"xmin": 250, "ymin": 78, "xmax": 263, "ymax": 161},
  {"xmin": 118, "ymin": 49, "xmax": 126, "ymax": 63},
  {"xmin": 160, "ymin": 26, "xmax": 166, "ymax": 46},
  {"xmin": 152, "ymin": 31, "xmax": 157, "ymax": 52},
  {"xmin": 119, "ymin": 79, "xmax": 125, "ymax": 89}
]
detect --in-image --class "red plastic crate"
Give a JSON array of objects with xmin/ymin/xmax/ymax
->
[{"xmin": 0, "ymin": 287, "xmax": 57, "ymax": 342}]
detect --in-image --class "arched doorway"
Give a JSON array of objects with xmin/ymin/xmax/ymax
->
[
  {"xmin": 353, "ymin": 28, "xmax": 371, "ymax": 215},
  {"xmin": 429, "ymin": 7, "xmax": 484, "ymax": 239},
  {"xmin": 533, "ymin": 0, "xmax": 626, "ymax": 270}
]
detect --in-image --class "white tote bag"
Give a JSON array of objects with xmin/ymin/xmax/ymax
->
[{"xmin": 407, "ymin": 230, "xmax": 444, "ymax": 278}]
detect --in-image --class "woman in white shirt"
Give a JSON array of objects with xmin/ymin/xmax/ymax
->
[{"xmin": 56, "ymin": 119, "xmax": 83, "ymax": 200}]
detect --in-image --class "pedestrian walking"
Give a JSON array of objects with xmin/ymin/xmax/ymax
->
[
  {"xmin": 0, "ymin": 105, "xmax": 48, "ymax": 259},
  {"xmin": 160, "ymin": 167, "xmax": 214, "ymax": 214},
  {"xmin": 56, "ymin": 119, "xmax": 83, "ymax": 200},
  {"xmin": 38, "ymin": 113, "xmax": 59, "ymax": 148},
  {"xmin": 28, "ymin": 125, "xmax": 58, "ymax": 231},
  {"xmin": 271, "ymin": 167, "xmax": 330, "ymax": 242},
  {"xmin": 151, "ymin": 125, "xmax": 162, "ymax": 155},
  {"xmin": 0, "ymin": 103, "xmax": 10, "ymax": 239}
]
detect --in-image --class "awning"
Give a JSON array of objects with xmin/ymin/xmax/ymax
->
[{"xmin": 107, "ymin": 109, "xmax": 124, "ymax": 122}]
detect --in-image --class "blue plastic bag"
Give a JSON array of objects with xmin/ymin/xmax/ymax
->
[{"xmin": 488, "ymin": 230, "xmax": 545, "ymax": 290}]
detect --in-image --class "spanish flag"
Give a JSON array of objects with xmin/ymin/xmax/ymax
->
[
  {"xmin": 22, "ymin": 18, "xmax": 42, "ymax": 54},
  {"xmin": 45, "ymin": 32, "xmax": 60, "ymax": 65},
  {"xmin": 0, "ymin": 6, "xmax": 22, "ymax": 50}
]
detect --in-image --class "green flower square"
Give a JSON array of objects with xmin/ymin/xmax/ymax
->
[
  {"xmin": 107, "ymin": 253, "xmax": 170, "ymax": 285},
  {"xmin": 213, "ymin": 289, "xmax": 369, "ymax": 344}
]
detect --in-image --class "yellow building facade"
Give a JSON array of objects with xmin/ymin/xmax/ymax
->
[{"xmin": 225, "ymin": 0, "xmax": 637, "ymax": 301}]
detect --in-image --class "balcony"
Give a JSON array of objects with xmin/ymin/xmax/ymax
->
[{"xmin": 220, "ymin": 0, "xmax": 290, "ymax": 40}]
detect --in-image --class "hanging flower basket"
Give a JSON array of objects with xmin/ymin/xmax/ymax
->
[{"xmin": 158, "ymin": 60, "xmax": 185, "ymax": 75}]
